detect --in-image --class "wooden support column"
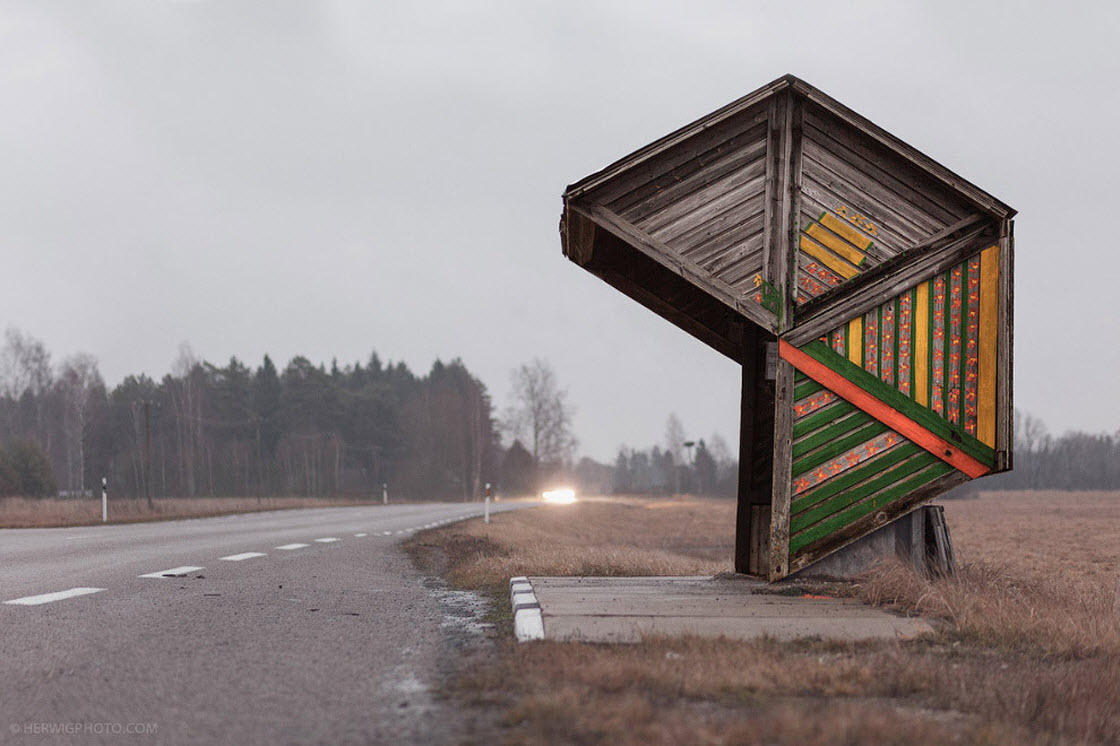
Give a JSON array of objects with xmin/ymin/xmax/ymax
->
[
  {"xmin": 996, "ymin": 218, "xmax": 1014, "ymax": 471},
  {"xmin": 735, "ymin": 322, "xmax": 759, "ymax": 574}
]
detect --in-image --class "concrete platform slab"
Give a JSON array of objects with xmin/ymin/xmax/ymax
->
[{"xmin": 527, "ymin": 575, "xmax": 933, "ymax": 643}]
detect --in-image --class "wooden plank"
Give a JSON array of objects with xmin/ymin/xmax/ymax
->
[
  {"xmin": 641, "ymin": 164, "xmax": 768, "ymax": 239},
  {"xmin": 799, "ymin": 190, "xmax": 902, "ymax": 265},
  {"xmin": 799, "ymin": 234, "xmax": 860, "ymax": 279},
  {"xmin": 788, "ymin": 80, "xmax": 1014, "ymax": 220},
  {"xmin": 768, "ymin": 357, "xmax": 794, "ymax": 581},
  {"xmin": 790, "ymin": 460, "xmax": 954, "ymax": 552},
  {"xmin": 594, "ymin": 107, "xmax": 772, "ymax": 208},
  {"xmin": 793, "ymin": 377, "xmax": 823, "ymax": 400},
  {"xmin": 787, "ymin": 221, "xmax": 993, "ymax": 345},
  {"xmin": 818, "ymin": 212, "xmax": 873, "ymax": 251},
  {"xmin": 797, "ymin": 212, "xmax": 986, "ymax": 315},
  {"xmin": 790, "ymin": 451, "xmax": 941, "ymax": 534},
  {"xmin": 586, "ymin": 232, "xmax": 743, "ymax": 360},
  {"xmin": 792, "ymin": 442, "xmax": 923, "ymax": 514},
  {"xmin": 781, "ymin": 340, "xmax": 993, "ymax": 476},
  {"xmin": 690, "ymin": 210, "xmax": 766, "ymax": 266},
  {"xmin": 792, "ymin": 420, "xmax": 889, "ymax": 475},
  {"xmin": 797, "ymin": 337, "xmax": 995, "ymax": 465},
  {"xmin": 792, "ymin": 411, "xmax": 876, "ymax": 460},
  {"xmin": 788, "ymin": 469, "xmax": 969, "ymax": 572},
  {"xmin": 792, "ymin": 399, "xmax": 856, "ymax": 437},
  {"xmin": 735, "ymin": 322, "xmax": 760, "ymax": 574},
  {"xmin": 799, "ymin": 173, "xmax": 923, "ymax": 255},
  {"xmin": 566, "ymin": 80, "xmax": 785, "ymax": 200},
  {"xmin": 560, "ymin": 205, "xmax": 596, "ymax": 266},
  {"xmin": 977, "ymin": 245, "xmax": 999, "ymax": 447},
  {"xmin": 762, "ymin": 92, "xmax": 786, "ymax": 316},
  {"xmin": 611, "ymin": 122, "xmax": 769, "ymax": 217},
  {"xmin": 570, "ymin": 202, "xmax": 778, "ymax": 333},
  {"xmin": 996, "ymin": 219, "xmax": 1014, "ymax": 469},
  {"xmin": 805, "ymin": 221, "xmax": 867, "ymax": 267},
  {"xmin": 914, "ymin": 280, "xmax": 930, "ymax": 407},
  {"xmin": 801, "ymin": 118, "xmax": 966, "ymax": 230},
  {"xmin": 847, "ymin": 317, "xmax": 863, "ymax": 366},
  {"xmin": 781, "ymin": 92, "xmax": 804, "ymax": 332},
  {"xmin": 708, "ymin": 242, "xmax": 767, "ymax": 286}
]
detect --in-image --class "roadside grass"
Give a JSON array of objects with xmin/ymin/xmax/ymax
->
[
  {"xmin": 412, "ymin": 497, "xmax": 730, "ymax": 589},
  {"xmin": 0, "ymin": 495, "xmax": 382, "ymax": 528},
  {"xmin": 410, "ymin": 493, "xmax": 1120, "ymax": 745}
]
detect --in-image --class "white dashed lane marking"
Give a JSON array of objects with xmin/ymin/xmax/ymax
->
[
  {"xmin": 354, "ymin": 533, "xmax": 367, "ymax": 538},
  {"xmin": 220, "ymin": 552, "xmax": 266, "ymax": 561},
  {"xmin": 382, "ymin": 531, "xmax": 392, "ymax": 536},
  {"xmin": 5, "ymin": 588, "xmax": 106, "ymax": 606},
  {"xmin": 314, "ymin": 538, "xmax": 340, "ymax": 543},
  {"xmin": 275, "ymin": 543, "xmax": 309, "ymax": 550},
  {"xmin": 139, "ymin": 566, "xmax": 204, "ymax": 578}
]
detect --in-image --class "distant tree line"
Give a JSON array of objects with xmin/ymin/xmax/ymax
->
[
  {"xmin": 603, "ymin": 414, "xmax": 738, "ymax": 497},
  {"xmin": 0, "ymin": 329, "xmax": 502, "ymax": 500},
  {"xmin": 954, "ymin": 410, "xmax": 1120, "ymax": 493}
]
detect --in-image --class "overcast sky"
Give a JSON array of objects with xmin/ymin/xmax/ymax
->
[{"xmin": 1, "ymin": 1, "xmax": 1117, "ymax": 461}]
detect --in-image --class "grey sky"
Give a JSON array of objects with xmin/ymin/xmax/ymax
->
[{"xmin": 1, "ymin": 1, "xmax": 1116, "ymax": 460}]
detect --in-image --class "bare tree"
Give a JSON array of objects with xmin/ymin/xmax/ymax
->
[
  {"xmin": 0, "ymin": 328, "xmax": 53, "ymax": 448},
  {"xmin": 665, "ymin": 413, "xmax": 686, "ymax": 494},
  {"xmin": 503, "ymin": 359, "xmax": 577, "ymax": 477},
  {"xmin": 57, "ymin": 353, "xmax": 103, "ymax": 493},
  {"xmin": 1015, "ymin": 408, "xmax": 1051, "ymax": 488}
]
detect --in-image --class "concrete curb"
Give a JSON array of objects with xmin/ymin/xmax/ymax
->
[{"xmin": 509, "ymin": 576, "xmax": 544, "ymax": 641}]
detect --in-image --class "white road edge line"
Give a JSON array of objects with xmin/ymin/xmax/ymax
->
[
  {"xmin": 220, "ymin": 552, "xmax": 266, "ymax": 561},
  {"xmin": 139, "ymin": 566, "xmax": 204, "ymax": 578},
  {"xmin": 5, "ymin": 587, "xmax": 106, "ymax": 606},
  {"xmin": 314, "ymin": 537, "xmax": 340, "ymax": 543},
  {"xmin": 275, "ymin": 543, "xmax": 309, "ymax": 550}
]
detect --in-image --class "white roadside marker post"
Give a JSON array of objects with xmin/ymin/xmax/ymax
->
[
  {"xmin": 382, "ymin": 483, "xmax": 388, "ymax": 505},
  {"xmin": 101, "ymin": 476, "xmax": 107, "ymax": 523},
  {"xmin": 484, "ymin": 482, "xmax": 491, "ymax": 524}
]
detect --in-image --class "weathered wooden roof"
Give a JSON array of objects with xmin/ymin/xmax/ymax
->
[{"xmin": 561, "ymin": 74, "xmax": 1015, "ymax": 351}]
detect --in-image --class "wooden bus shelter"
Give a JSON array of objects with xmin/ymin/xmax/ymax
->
[{"xmin": 559, "ymin": 75, "xmax": 1014, "ymax": 581}]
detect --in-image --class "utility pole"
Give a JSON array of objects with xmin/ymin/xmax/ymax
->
[{"xmin": 683, "ymin": 440, "xmax": 696, "ymax": 494}]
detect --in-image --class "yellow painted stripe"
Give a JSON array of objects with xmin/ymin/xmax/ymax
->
[
  {"xmin": 819, "ymin": 213, "xmax": 873, "ymax": 251},
  {"xmin": 977, "ymin": 245, "xmax": 1000, "ymax": 447},
  {"xmin": 847, "ymin": 317, "xmax": 863, "ymax": 367},
  {"xmin": 800, "ymin": 235, "xmax": 859, "ymax": 279},
  {"xmin": 914, "ymin": 281, "xmax": 930, "ymax": 407},
  {"xmin": 806, "ymin": 223, "xmax": 867, "ymax": 267}
]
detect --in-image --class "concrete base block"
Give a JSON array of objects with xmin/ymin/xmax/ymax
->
[{"xmin": 792, "ymin": 505, "xmax": 953, "ymax": 581}]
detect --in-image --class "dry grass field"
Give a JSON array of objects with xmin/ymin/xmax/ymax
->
[
  {"xmin": 0, "ymin": 495, "xmax": 380, "ymax": 528},
  {"xmin": 409, "ymin": 492, "xmax": 1120, "ymax": 745}
]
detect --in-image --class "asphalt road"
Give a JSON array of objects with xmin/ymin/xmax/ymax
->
[{"xmin": 0, "ymin": 502, "xmax": 525, "ymax": 744}]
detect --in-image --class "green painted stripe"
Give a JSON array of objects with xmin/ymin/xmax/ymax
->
[
  {"xmin": 792, "ymin": 400, "xmax": 856, "ymax": 437},
  {"xmin": 791, "ymin": 420, "xmax": 888, "ymax": 476},
  {"xmin": 795, "ymin": 369, "xmax": 807, "ymax": 382},
  {"xmin": 799, "ymin": 340, "xmax": 996, "ymax": 466},
  {"xmin": 793, "ymin": 411, "xmax": 874, "ymax": 459},
  {"xmin": 790, "ymin": 461, "xmax": 955, "ymax": 553},
  {"xmin": 791, "ymin": 451, "xmax": 940, "ymax": 533},
  {"xmin": 794, "ymin": 378, "xmax": 824, "ymax": 400},
  {"xmin": 792, "ymin": 442, "xmax": 923, "ymax": 514}
]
